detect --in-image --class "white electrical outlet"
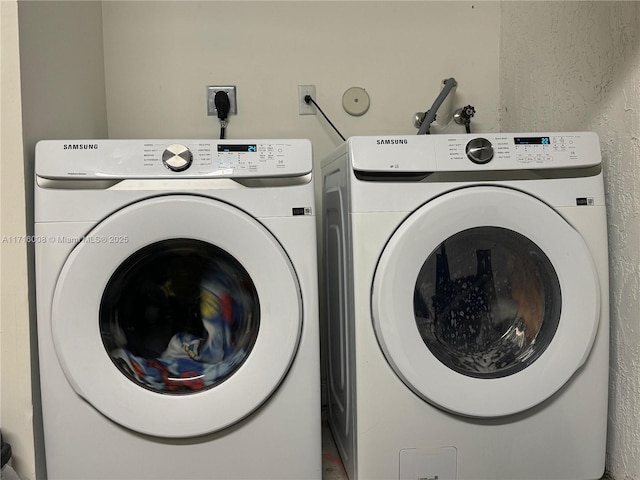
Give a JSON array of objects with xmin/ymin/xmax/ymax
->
[
  {"xmin": 298, "ymin": 85, "xmax": 316, "ymax": 115},
  {"xmin": 207, "ymin": 86, "xmax": 237, "ymax": 116}
]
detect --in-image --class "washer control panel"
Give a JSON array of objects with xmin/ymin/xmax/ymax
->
[
  {"xmin": 36, "ymin": 139, "xmax": 312, "ymax": 179},
  {"xmin": 512, "ymin": 135, "xmax": 574, "ymax": 165},
  {"xmin": 349, "ymin": 132, "xmax": 600, "ymax": 173},
  {"xmin": 443, "ymin": 134, "xmax": 585, "ymax": 169}
]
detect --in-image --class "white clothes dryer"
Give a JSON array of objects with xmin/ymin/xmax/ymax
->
[
  {"xmin": 35, "ymin": 139, "xmax": 321, "ymax": 480},
  {"xmin": 321, "ymin": 133, "xmax": 609, "ymax": 480}
]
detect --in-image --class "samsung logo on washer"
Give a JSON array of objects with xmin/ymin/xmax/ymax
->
[
  {"xmin": 376, "ymin": 139, "xmax": 409, "ymax": 145},
  {"xmin": 63, "ymin": 144, "xmax": 99, "ymax": 150}
]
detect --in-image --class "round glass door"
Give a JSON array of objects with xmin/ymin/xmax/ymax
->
[
  {"xmin": 52, "ymin": 195, "xmax": 302, "ymax": 437},
  {"xmin": 414, "ymin": 227, "xmax": 561, "ymax": 379},
  {"xmin": 372, "ymin": 186, "xmax": 600, "ymax": 417},
  {"xmin": 100, "ymin": 239, "xmax": 259, "ymax": 394}
]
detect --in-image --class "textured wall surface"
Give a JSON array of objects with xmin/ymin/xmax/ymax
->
[{"xmin": 499, "ymin": 2, "xmax": 640, "ymax": 479}]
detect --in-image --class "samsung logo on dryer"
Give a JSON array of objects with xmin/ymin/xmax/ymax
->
[
  {"xmin": 63, "ymin": 144, "xmax": 99, "ymax": 150},
  {"xmin": 376, "ymin": 139, "xmax": 409, "ymax": 145}
]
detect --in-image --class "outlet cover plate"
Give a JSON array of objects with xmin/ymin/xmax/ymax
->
[
  {"xmin": 207, "ymin": 86, "xmax": 237, "ymax": 116},
  {"xmin": 298, "ymin": 85, "xmax": 316, "ymax": 115}
]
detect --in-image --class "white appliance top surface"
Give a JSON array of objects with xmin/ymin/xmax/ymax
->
[
  {"xmin": 36, "ymin": 139, "xmax": 312, "ymax": 179},
  {"xmin": 348, "ymin": 132, "xmax": 601, "ymax": 172}
]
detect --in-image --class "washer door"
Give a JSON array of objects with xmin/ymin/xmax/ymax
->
[
  {"xmin": 52, "ymin": 195, "xmax": 302, "ymax": 437},
  {"xmin": 372, "ymin": 186, "xmax": 600, "ymax": 418}
]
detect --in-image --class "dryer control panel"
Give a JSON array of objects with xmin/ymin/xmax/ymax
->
[
  {"xmin": 447, "ymin": 134, "xmax": 583, "ymax": 167},
  {"xmin": 35, "ymin": 139, "xmax": 312, "ymax": 179},
  {"xmin": 349, "ymin": 132, "xmax": 600, "ymax": 172}
]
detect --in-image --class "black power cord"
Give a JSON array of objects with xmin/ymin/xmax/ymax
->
[
  {"xmin": 304, "ymin": 95, "xmax": 346, "ymax": 141},
  {"xmin": 214, "ymin": 91, "xmax": 231, "ymax": 139}
]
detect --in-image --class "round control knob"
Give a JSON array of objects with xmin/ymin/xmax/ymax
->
[
  {"xmin": 465, "ymin": 138, "xmax": 494, "ymax": 164},
  {"xmin": 162, "ymin": 144, "xmax": 193, "ymax": 172}
]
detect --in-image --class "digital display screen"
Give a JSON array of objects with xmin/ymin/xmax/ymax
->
[
  {"xmin": 218, "ymin": 144, "xmax": 257, "ymax": 153},
  {"xmin": 514, "ymin": 137, "xmax": 550, "ymax": 145}
]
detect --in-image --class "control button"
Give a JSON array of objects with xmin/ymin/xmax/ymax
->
[
  {"xmin": 465, "ymin": 138, "xmax": 494, "ymax": 164},
  {"xmin": 162, "ymin": 144, "xmax": 193, "ymax": 172}
]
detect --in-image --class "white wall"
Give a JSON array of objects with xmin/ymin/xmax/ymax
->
[
  {"xmin": 2, "ymin": 2, "xmax": 107, "ymax": 479},
  {"xmin": 1, "ymin": 2, "xmax": 34, "ymax": 478},
  {"xmin": 18, "ymin": 1, "xmax": 108, "ymax": 156},
  {"xmin": 499, "ymin": 2, "xmax": 640, "ymax": 479},
  {"xmin": 102, "ymin": 1, "xmax": 501, "ymax": 162}
]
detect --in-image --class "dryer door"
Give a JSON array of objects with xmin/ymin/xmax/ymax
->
[
  {"xmin": 51, "ymin": 195, "xmax": 302, "ymax": 437},
  {"xmin": 371, "ymin": 186, "xmax": 600, "ymax": 418}
]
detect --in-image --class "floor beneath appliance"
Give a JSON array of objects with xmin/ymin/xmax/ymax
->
[{"xmin": 322, "ymin": 421, "xmax": 348, "ymax": 480}]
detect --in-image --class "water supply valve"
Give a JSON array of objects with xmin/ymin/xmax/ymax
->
[{"xmin": 454, "ymin": 105, "xmax": 476, "ymax": 126}]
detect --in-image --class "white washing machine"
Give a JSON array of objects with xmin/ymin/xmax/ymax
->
[
  {"xmin": 321, "ymin": 133, "xmax": 609, "ymax": 480},
  {"xmin": 35, "ymin": 139, "xmax": 321, "ymax": 479}
]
